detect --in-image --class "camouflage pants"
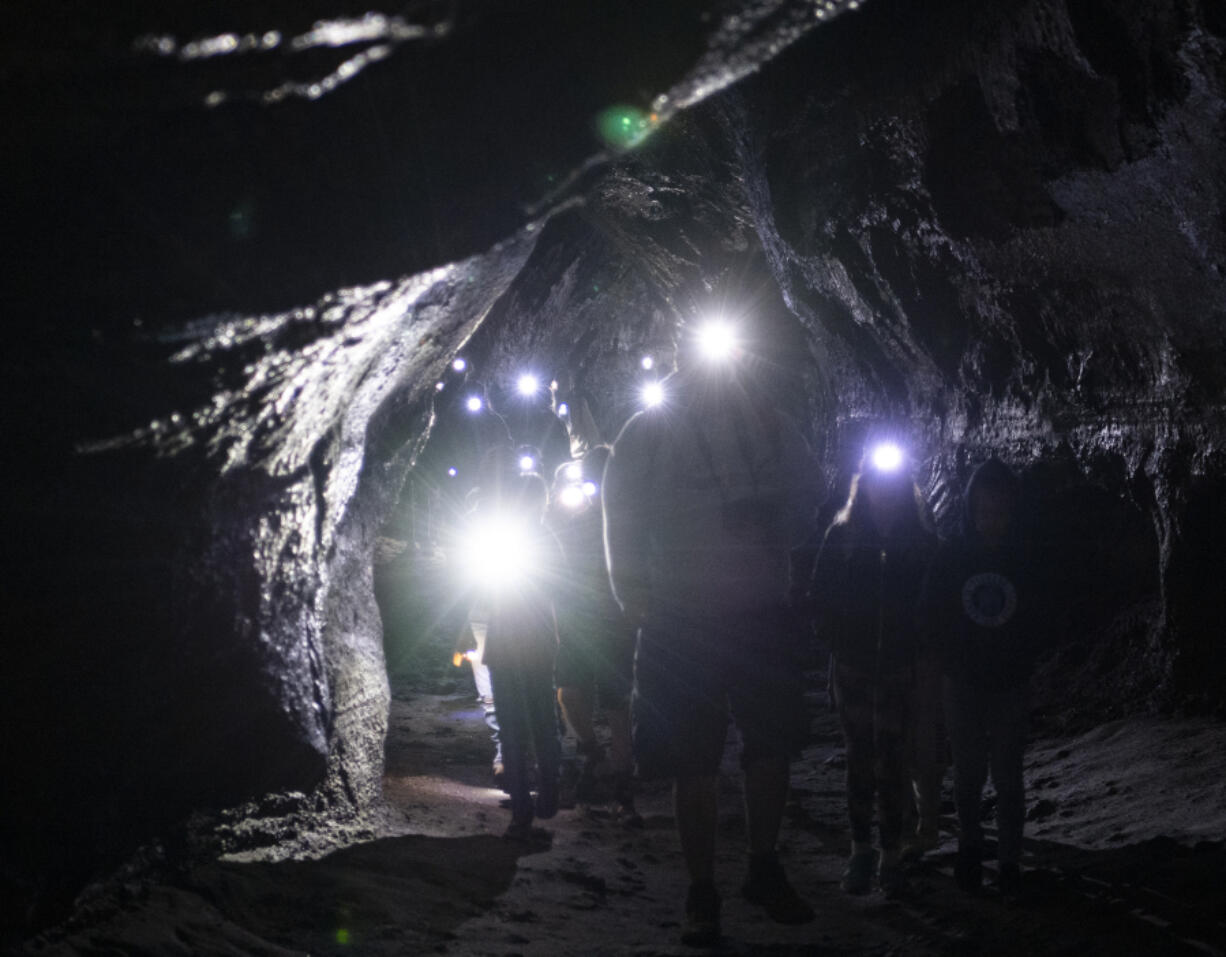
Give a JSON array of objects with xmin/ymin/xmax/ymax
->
[{"xmin": 833, "ymin": 661, "xmax": 912, "ymax": 850}]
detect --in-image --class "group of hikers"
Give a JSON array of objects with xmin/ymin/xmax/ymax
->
[{"xmin": 404, "ymin": 320, "xmax": 1045, "ymax": 946}]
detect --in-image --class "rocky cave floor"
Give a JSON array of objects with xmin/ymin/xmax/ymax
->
[{"xmin": 19, "ymin": 634, "xmax": 1226, "ymax": 956}]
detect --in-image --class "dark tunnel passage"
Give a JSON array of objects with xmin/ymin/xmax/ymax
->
[{"xmin": 4, "ymin": 0, "xmax": 1226, "ymax": 951}]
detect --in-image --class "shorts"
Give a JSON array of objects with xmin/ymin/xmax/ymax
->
[
  {"xmin": 554, "ymin": 610, "xmax": 635, "ymax": 704},
  {"xmin": 632, "ymin": 607, "xmax": 809, "ymax": 780}
]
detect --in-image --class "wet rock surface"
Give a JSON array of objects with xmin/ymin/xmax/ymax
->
[{"xmin": 4, "ymin": 0, "xmax": 1226, "ymax": 941}]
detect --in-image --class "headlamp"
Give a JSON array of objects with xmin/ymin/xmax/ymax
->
[
  {"xmin": 642, "ymin": 381, "xmax": 665, "ymax": 408},
  {"xmin": 557, "ymin": 402, "xmax": 570, "ymax": 417},
  {"xmin": 447, "ymin": 467, "xmax": 458, "ymax": 478},
  {"xmin": 465, "ymin": 395, "xmax": 483, "ymax": 413},
  {"xmin": 435, "ymin": 381, "xmax": 445, "ymax": 391},
  {"xmin": 641, "ymin": 355, "xmax": 655, "ymax": 371},
  {"xmin": 562, "ymin": 461, "xmax": 582, "ymax": 482},
  {"xmin": 517, "ymin": 374, "xmax": 540, "ymax": 397},
  {"xmin": 519, "ymin": 454, "xmax": 538, "ymax": 474},
  {"xmin": 452, "ymin": 357, "xmax": 468, "ymax": 373},
  {"xmin": 558, "ymin": 485, "xmax": 586, "ymax": 510},
  {"xmin": 869, "ymin": 442, "xmax": 905, "ymax": 474},
  {"xmin": 458, "ymin": 515, "xmax": 537, "ymax": 590},
  {"xmin": 582, "ymin": 480, "xmax": 598, "ymax": 498},
  {"xmin": 696, "ymin": 320, "xmax": 738, "ymax": 362}
]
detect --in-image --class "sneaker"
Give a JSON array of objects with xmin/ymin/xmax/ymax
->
[
  {"xmin": 841, "ymin": 848, "xmax": 879, "ymax": 896},
  {"xmin": 997, "ymin": 863, "xmax": 1022, "ymax": 900},
  {"xmin": 681, "ymin": 881, "xmax": 721, "ymax": 946},
  {"xmin": 955, "ymin": 846, "xmax": 983, "ymax": 895},
  {"xmin": 741, "ymin": 853, "xmax": 815, "ymax": 924}
]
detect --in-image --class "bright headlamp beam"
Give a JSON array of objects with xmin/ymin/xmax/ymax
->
[
  {"xmin": 562, "ymin": 462, "xmax": 582, "ymax": 481},
  {"xmin": 582, "ymin": 481, "xmax": 598, "ymax": 497},
  {"xmin": 696, "ymin": 321, "xmax": 736, "ymax": 361},
  {"xmin": 559, "ymin": 485, "xmax": 586, "ymax": 509},
  {"xmin": 642, "ymin": 381, "xmax": 665, "ymax": 408},
  {"xmin": 452, "ymin": 357, "xmax": 467, "ymax": 372},
  {"xmin": 557, "ymin": 402, "xmax": 569, "ymax": 417},
  {"xmin": 870, "ymin": 442, "xmax": 905, "ymax": 473},
  {"xmin": 517, "ymin": 374, "xmax": 539, "ymax": 396},
  {"xmin": 465, "ymin": 395, "xmax": 483, "ymax": 412},
  {"xmin": 519, "ymin": 455, "xmax": 537, "ymax": 473},
  {"xmin": 641, "ymin": 355, "xmax": 654, "ymax": 370},
  {"xmin": 461, "ymin": 516, "xmax": 535, "ymax": 589}
]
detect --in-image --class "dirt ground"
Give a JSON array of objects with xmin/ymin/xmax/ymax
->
[{"xmin": 16, "ymin": 640, "xmax": 1226, "ymax": 956}]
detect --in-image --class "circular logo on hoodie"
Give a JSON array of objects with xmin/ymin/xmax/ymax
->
[{"xmin": 961, "ymin": 572, "xmax": 1018, "ymax": 628}]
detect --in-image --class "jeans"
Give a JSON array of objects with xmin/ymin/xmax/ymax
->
[{"xmin": 944, "ymin": 679, "xmax": 1028, "ymax": 867}]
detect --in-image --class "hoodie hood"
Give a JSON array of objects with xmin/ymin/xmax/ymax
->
[{"xmin": 962, "ymin": 457, "xmax": 1021, "ymax": 544}]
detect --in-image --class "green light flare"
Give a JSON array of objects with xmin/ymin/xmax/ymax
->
[{"xmin": 595, "ymin": 105, "xmax": 656, "ymax": 150}]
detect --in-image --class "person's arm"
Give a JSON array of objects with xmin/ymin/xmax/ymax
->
[{"xmin": 602, "ymin": 413, "xmax": 654, "ymax": 626}]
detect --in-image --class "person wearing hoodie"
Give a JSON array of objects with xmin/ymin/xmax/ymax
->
[
  {"xmin": 808, "ymin": 441, "xmax": 937, "ymax": 897},
  {"xmin": 920, "ymin": 457, "xmax": 1042, "ymax": 899}
]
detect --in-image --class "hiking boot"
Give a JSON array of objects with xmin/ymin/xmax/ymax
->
[
  {"xmin": 841, "ymin": 847, "xmax": 879, "ymax": 896},
  {"xmin": 742, "ymin": 853, "xmax": 815, "ymax": 924},
  {"xmin": 997, "ymin": 863, "xmax": 1022, "ymax": 900},
  {"xmin": 681, "ymin": 881, "xmax": 721, "ymax": 946},
  {"xmin": 955, "ymin": 845, "xmax": 983, "ymax": 895}
]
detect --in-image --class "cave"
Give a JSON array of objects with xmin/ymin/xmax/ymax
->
[{"xmin": 5, "ymin": 0, "xmax": 1225, "ymax": 952}]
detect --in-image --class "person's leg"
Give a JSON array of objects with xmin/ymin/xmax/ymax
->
[
  {"xmin": 875, "ymin": 672, "xmax": 911, "ymax": 894},
  {"xmin": 836, "ymin": 666, "xmax": 877, "ymax": 848},
  {"xmin": 675, "ymin": 773, "xmax": 720, "ymax": 884},
  {"xmin": 988, "ymin": 684, "xmax": 1028, "ymax": 877},
  {"xmin": 527, "ymin": 663, "xmax": 562, "ymax": 819},
  {"xmin": 908, "ymin": 653, "xmax": 946, "ymax": 848},
  {"xmin": 557, "ymin": 685, "xmax": 597, "ymax": 751},
  {"xmin": 944, "ymin": 678, "xmax": 988, "ymax": 891},
  {"xmin": 488, "ymin": 665, "xmax": 533, "ymax": 827},
  {"xmin": 744, "ymin": 754, "xmax": 789, "ymax": 856},
  {"xmin": 470, "ymin": 621, "xmax": 501, "ymax": 770}
]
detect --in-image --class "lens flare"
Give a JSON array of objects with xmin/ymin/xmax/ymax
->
[
  {"xmin": 595, "ymin": 105, "xmax": 653, "ymax": 150},
  {"xmin": 465, "ymin": 395, "xmax": 483, "ymax": 413},
  {"xmin": 642, "ymin": 381, "xmax": 665, "ymax": 407},
  {"xmin": 870, "ymin": 442, "xmax": 905, "ymax": 473}
]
